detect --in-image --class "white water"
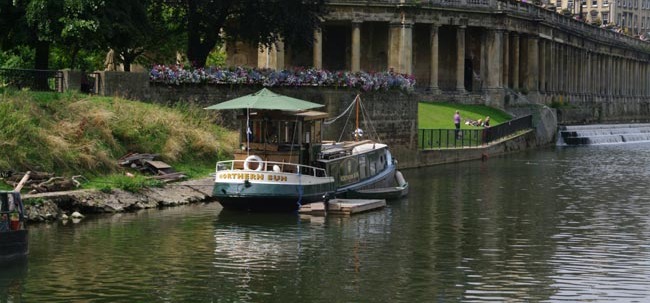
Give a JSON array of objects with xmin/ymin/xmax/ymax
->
[{"xmin": 558, "ymin": 123, "xmax": 650, "ymax": 145}]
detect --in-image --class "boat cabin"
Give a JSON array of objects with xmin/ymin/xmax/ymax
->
[
  {"xmin": 234, "ymin": 109, "xmax": 328, "ymax": 169},
  {"xmin": 318, "ymin": 141, "xmax": 391, "ymax": 189}
]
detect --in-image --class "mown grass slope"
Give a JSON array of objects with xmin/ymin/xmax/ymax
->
[
  {"xmin": 0, "ymin": 89, "xmax": 237, "ymax": 187},
  {"xmin": 418, "ymin": 102, "xmax": 511, "ymax": 129}
]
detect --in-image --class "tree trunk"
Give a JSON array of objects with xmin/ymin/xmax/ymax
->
[
  {"xmin": 187, "ymin": 39, "xmax": 212, "ymax": 68},
  {"xmin": 34, "ymin": 40, "xmax": 50, "ymax": 70},
  {"xmin": 34, "ymin": 40, "xmax": 50, "ymax": 90},
  {"xmin": 186, "ymin": 0, "xmax": 219, "ymax": 68}
]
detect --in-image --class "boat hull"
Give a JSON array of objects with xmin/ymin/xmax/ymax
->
[
  {"xmin": 0, "ymin": 230, "xmax": 28, "ymax": 264},
  {"xmin": 345, "ymin": 183, "xmax": 409, "ymax": 200},
  {"xmin": 213, "ymin": 170, "xmax": 335, "ymax": 212}
]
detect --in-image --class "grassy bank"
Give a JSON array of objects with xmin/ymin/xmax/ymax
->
[
  {"xmin": 0, "ymin": 89, "xmax": 238, "ymax": 191},
  {"xmin": 418, "ymin": 102, "xmax": 511, "ymax": 129}
]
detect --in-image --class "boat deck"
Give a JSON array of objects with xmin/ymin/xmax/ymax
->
[{"xmin": 298, "ymin": 198, "xmax": 386, "ymax": 216}]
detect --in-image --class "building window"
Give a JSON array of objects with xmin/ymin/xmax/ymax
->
[
  {"xmin": 603, "ymin": 0, "xmax": 609, "ymax": 6},
  {"xmin": 603, "ymin": 12, "xmax": 609, "ymax": 24},
  {"xmin": 592, "ymin": 0, "xmax": 597, "ymax": 6}
]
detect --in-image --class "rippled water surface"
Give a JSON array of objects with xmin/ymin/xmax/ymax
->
[{"xmin": 3, "ymin": 143, "xmax": 650, "ymax": 302}]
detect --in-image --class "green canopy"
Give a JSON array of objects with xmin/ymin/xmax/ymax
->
[{"xmin": 204, "ymin": 88, "xmax": 324, "ymax": 111}]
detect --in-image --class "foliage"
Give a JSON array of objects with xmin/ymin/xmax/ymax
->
[
  {"xmin": 163, "ymin": 0, "xmax": 326, "ymax": 67},
  {"xmin": 0, "ymin": 89, "xmax": 237, "ymax": 176},
  {"xmin": 23, "ymin": 197, "xmax": 45, "ymax": 206},
  {"xmin": 418, "ymin": 102, "xmax": 511, "ymax": 129},
  {"xmin": 88, "ymin": 174, "xmax": 164, "ymax": 193},
  {"xmin": 150, "ymin": 65, "xmax": 417, "ymax": 92},
  {"xmin": 0, "ymin": 46, "xmax": 35, "ymax": 69},
  {"xmin": 206, "ymin": 49, "xmax": 227, "ymax": 67}
]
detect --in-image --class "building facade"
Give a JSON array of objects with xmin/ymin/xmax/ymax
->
[
  {"xmin": 226, "ymin": 0, "xmax": 650, "ymax": 109},
  {"xmin": 610, "ymin": 0, "xmax": 650, "ymax": 36}
]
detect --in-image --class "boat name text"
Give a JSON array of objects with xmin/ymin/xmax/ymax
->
[{"xmin": 218, "ymin": 173, "xmax": 288, "ymax": 182}]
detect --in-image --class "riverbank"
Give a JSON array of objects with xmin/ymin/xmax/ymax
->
[{"xmin": 23, "ymin": 177, "xmax": 215, "ymax": 222}]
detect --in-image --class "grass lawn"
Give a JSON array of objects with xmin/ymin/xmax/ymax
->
[{"xmin": 418, "ymin": 102, "xmax": 512, "ymax": 129}]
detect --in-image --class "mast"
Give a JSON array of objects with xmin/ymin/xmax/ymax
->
[{"xmin": 355, "ymin": 95, "xmax": 360, "ymax": 142}]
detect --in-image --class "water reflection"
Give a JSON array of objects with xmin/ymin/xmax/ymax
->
[
  {"xmin": 7, "ymin": 143, "xmax": 650, "ymax": 302},
  {"xmin": 0, "ymin": 260, "xmax": 27, "ymax": 302}
]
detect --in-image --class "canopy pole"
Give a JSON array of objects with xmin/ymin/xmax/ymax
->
[{"xmin": 246, "ymin": 108, "xmax": 251, "ymax": 156}]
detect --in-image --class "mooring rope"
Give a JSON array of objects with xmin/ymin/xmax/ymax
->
[{"xmin": 324, "ymin": 97, "xmax": 357, "ymax": 125}]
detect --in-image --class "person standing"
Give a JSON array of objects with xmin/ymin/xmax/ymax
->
[{"xmin": 454, "ymin": 110, "xmax": 461, "ymax": 139}]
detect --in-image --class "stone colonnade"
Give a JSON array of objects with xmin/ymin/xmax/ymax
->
[{"xmin": 227, "ymin": 1, "xmax": 650, "ymax": 109}]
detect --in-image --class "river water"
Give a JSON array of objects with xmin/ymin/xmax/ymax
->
[{"xmin": 3, "ymin": 143, "xmax": 650, "ymax": 302}]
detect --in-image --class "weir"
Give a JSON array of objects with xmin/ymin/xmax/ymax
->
[{"xmin": 558, "ymin": 124, "xmax": 650, "ymax": 145}]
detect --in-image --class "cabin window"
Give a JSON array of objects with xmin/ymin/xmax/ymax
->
[
  {"xmin": 359, "ymin": 156, "xmax": 367, "ymax": 179},
  {"xmin": 338, "ymin": 158, "xmax": 359, "ymax": 185},
  {"xmin": 329, "ymin": 163, "xmax": 340, "ymax": 186},
  {"xmin": 265, "ymin": 121, "xmax": 280, "ymax": 143},
  {"xmin": 312, "ymin": 121, "xmax": 322, "ymax": 143},
  {"xmin": 369, "ymin": 160, "xmax": 376, "ymax": 176},
  {"xmin": 281, "ymin": 121, "xmax": 298, "ymax": 144}
]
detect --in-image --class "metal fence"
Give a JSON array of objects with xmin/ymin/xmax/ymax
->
[
  {"xmin": 0, "ymin": 68, "xmax": 63, "ymax": 92},
  {"xmin": 418, "ymin": 115, "xmax": 533, "ymax": 149}
]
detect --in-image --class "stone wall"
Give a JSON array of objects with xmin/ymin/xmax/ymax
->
[{"xmin": 97, "ymin": 71, "xmax": 420, "ymax": 167}]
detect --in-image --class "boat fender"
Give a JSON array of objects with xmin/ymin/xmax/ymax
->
[
  {"xmin": 396, "ymin": 171, "xmax": 406, "ymax": 187},
  {"xmin": 244, "ymin": 155, "xmax": 264, "ymax": 171}
]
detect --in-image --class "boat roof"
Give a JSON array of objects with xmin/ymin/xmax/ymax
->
[
  {"xmin": 239, "ymin": 110, "xmax": 328, "ymax": 121},
  {"xmin": 319, "ymin": 140, "xmax": 388, "ymax": 162}
]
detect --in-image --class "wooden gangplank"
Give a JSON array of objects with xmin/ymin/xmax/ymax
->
[{"xmin": 299, "ymin": 198, "xmax": 386, "ymax": 216}]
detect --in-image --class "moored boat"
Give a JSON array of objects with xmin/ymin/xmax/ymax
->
[
  {"xmin": 208, "ymin": 89, "xmax": 407, "ymax": 211},
  {"xmin": 345, "ymin": 171, "xmax": 409, "ymax": 200},
  {"xmin": 0, "ymin": 190, "xmax": 29, "ymax": 264}
]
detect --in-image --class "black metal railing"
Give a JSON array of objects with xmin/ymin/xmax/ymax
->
[
  {"xmin": 418, "ymin": 115, "xmax": 533, "ymax": 149},
  {"xmin": 83, "ymin": 72, "xmax": 101, "ymax": 94},
  {"xmin": 0, "ymin": 68, "xmax": 63, "ymax": 92}
]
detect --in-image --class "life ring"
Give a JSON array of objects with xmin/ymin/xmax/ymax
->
[{"xmin": 244, "ymin": 155, "xmax": 264, "ymax": 171}]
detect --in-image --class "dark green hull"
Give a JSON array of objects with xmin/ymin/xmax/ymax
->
[
  {"xmin": 213, "ymin": 182, "xmax": 335, "ymax": 212},
  {"xmin": 0, "ymin": 229, "xmax": 28, "ymax": 264}
]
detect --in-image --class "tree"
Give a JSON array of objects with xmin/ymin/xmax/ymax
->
[
  {"xmin": 23, "ymin": 0, "xmax": 66, "ymax": 69},
  {"xmin": 96, "ymin": 0, "xmax": 150, "ymax": 72},
  {"xmin": 58, "ymin": 0, "xmax": 103, "ymax": 69},
  {"xmin": 170, "ymin": 0, "xmax": 327, "ymax": 68}
]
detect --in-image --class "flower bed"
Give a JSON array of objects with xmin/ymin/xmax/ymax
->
[{"xmin": 149, "ymin": 65, "xmax": 416, "ymax": 91}]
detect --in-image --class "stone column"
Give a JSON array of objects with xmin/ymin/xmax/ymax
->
[
  {"xmin": 276, "ymin": 40, "xmax": 285, "ymax": 70},
  {"xmin": 511, "ymin": 33, "xmax": 520, "ymax": 90},
  {"xmin": 502, "ymin": 32, "xmax": 509, "ymax": 88},
  {"xmin": 351, "ymin": 21, "xmax": 362, "ymax": 72},
  {"xmin": 400, "ymin": 22, "xmax": 413, "ymax": 74},
  {"xmin": 526, "ymin": 36, "xmax": 539, "ymax": 93},
  {"xmin": 560, "ymin": 44, "xmax": 570, "ymax": 95},
  {"xmin": 388, "ymin": 22, "xmax": 401, "ymax": 72},
  {"xmin": 539, "ymin": 39, "xmax": 546, "ymax": 93},
  {"xmin": 456, "ymin": 26, "xmax": 466, "ymax": 92},
  {"xmin": 550, "ymin": 42, "xmax": 556, "ymax": 93},
  {"xmin": 429, "ymin": 24, "xmax": 440, "ymax": 92},
  {"xmin": 485, "ymin": 29, "xmax": 503, "ymax": 89},
  {"xmin": 313, "ymin": 29, "xmax": 322, "ymax": 69},
  {"xmin": 614, "ymin": 57, "xmax": 621, "ymax": 96}
]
